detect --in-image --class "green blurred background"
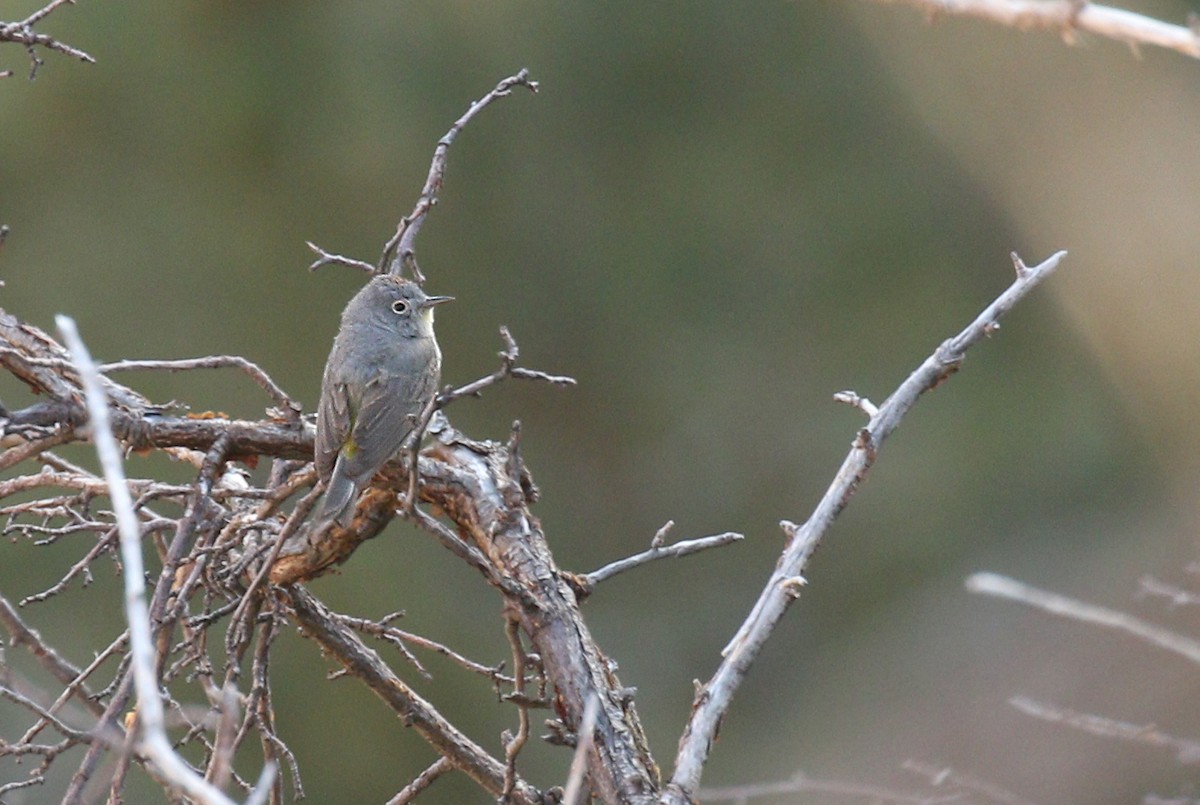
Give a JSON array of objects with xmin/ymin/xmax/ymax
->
[{"xmin": 2, "ymin": 1, "xmax": 1199, "ymax": 802}]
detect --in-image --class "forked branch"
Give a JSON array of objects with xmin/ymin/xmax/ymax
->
[{"xmin": 0, "ymin": 0, "xmax": 94, "ymax": 79}]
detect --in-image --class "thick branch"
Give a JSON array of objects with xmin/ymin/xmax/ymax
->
[
  {"xmin": 284, "ymin": 586, "xmax": 544, "ymax": 804},
  {"xmin": 420, "ymin": 423, "xmax": 661, "ymax": 803}
]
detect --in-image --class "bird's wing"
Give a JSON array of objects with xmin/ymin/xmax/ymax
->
[
  {"xmin": 337, "ymin": 363, "xmax": 437, "ymax": 488},
  {"xmin": 315, "ymin": 366, "xmax": 354, "ymax": 483}
]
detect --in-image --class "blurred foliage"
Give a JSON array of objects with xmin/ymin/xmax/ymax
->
[{"xmin": 2, "ymin": 2, "xmax": 1199, "ymax": 803}]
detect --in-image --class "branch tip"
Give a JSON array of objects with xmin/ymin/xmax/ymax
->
[
  {"xmin": 833, "ymin": 390, "xmax": 878, "ymax": 418},
  {"xmin": 1010, "ymin": 251, "xmax": 1029, "ymax": 278}
]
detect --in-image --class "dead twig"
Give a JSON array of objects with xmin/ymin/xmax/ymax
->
[
  {"xmin": 304, "ymin": 241, "xmax": 376, "ymax": 274},
  {"xmin": 582, "ymin": 530, "xmax": 744, "ymax": 591},
  {"xmin": 99, "ymin": 356, "xmax": 301, "ymax": 420}
]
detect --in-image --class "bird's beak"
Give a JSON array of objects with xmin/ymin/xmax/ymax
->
[{"xmin": 421, "ymin": 295, "xmax": 454, "ymax": 309}]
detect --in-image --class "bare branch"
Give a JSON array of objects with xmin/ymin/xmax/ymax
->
[
  {"xmin": 379, "ymin": 69, "xmax": 539, "ymax": 281},
  {"xmin": 417, "ymin": 421, "xmax": 661, "ymax": 803},
  {"xmin": 866, "ymin": 0, "xmax": 1200, "ymax": 59},
  {"xmin": 1008, "ymin": 696, "xmax": 1200, "ymax": 765},
  {"xmin": 99, "ymin": 356, "xmax": 301, "ymax": 420},
  {"xmin": 662, "ymin": 251, "xmax": 1067, "ymax": 803},
  {"xmin": 0, "ymin": 775, "xmax": 46, "ymax": 797},
  {"xmin": 966, "ymin": 571, "xmax": 1200, "ymax": 665},
  {"xmin": 332, "ymin": 612, "xmax": 429, "ymax": 679},
  {"xmin": 0, "ymin": 683, "xmax": 92, "ymax": 741},
  {"xmin": 582, "ymin": 531, "xmax": 744, "ymax": 590}
]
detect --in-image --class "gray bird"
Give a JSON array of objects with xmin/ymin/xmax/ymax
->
[{"xmin": 313, "ymin": 275, "xmax": 452, "ymax": 529}]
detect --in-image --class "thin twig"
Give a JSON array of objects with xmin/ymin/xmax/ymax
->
[
  {"xmin": 0, "ymin": 775, "xmax": 46, "ymax": 797},
  {"xmin": 19, "ymin": 526, "xmax": 118, "ymax": 605},
  {"xmin": 227, "ymin": 481, "xmax": 323, "ymax": 647},
  {"xmin": 15, "ymin": 630, "xmax": 124, "ymax": 746},
  {"xmin": 966, "ymin": 571, "xmax": 1200, "ymax": 665},
  {"xmin": 500, "ymin": 614, "xmax": 532, "ymax": 802},
  {"xmin": 401, "ymin": 326, "xmax": 573, "ymax": 517},
  {"xmin": 360, "ymin": 622, "xmax": 513, "ymax": 684},
  {"xmin": 0, "ymin": 0, "xmax": 94, "ymax": 79},
  {"xmin": 0, "ymin": 593, "xmax": 104, "ymax": 714},
  {"xmin": 583, "ymin": 531, "xmax": 744, "ymax": 589},
  {"xmin": 304, "ymin": 241, "xmax": 376, "ymax": 274},
  {"xmin": 662, "ymin": 251, "xmax": 1067, "ymax": 804},
  {"xmin": 1008, "ymin": 696, "xmax": 1200, "ymax": 765},
  {"xmin": 99, "ymin": 356, "xmax": 301, "ymax": 419},
  {"xmin": 866, "ymin": 0, "xmax": 1200, "ymax": 59},
  {"xmin": 0, "ymin": 683, "xmax": 92, "ymax": 741},
  {"xmin": 330, "ymin": 612, "xmax": 429, "ymax": 680},
  {"xmin": 441, "ymin": 326, "xmax": 576, "ymax": 406},
  {"xmin": 386, "ymin": 756, "xmax": 454, "ymax": 805}
]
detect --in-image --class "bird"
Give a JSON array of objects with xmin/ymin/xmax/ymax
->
[{"xmin": 312, "ymin": 274, "xmax": 452, "ymax": 529}]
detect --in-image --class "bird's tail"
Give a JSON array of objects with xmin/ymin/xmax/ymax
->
[{"xmin": 312, "ymin": 467, "xmax": 358, "ymax": 531}]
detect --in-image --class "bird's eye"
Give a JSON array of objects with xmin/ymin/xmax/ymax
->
[{"xmin": 391, "ymin": 300, "xmax": 410, "ymax": 315}]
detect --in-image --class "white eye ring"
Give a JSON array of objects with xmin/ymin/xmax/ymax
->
[{"xmin": 391, "ymin": 299, "xmax": 410, "ymax": 315}]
